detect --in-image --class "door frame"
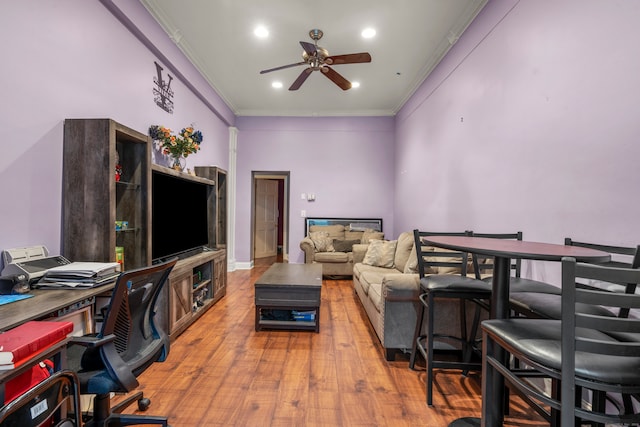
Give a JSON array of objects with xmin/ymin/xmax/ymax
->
[{"xmin": 251, "ymin": 171, "xmax": 290, "ymax": 263}]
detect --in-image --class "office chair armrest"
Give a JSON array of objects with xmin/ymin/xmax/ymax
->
[{"xmin": 69, "ymin": 333, "xmax": 116, "ymax": 348}]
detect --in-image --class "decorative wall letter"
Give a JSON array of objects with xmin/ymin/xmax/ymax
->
[{"xmin": 153, "ymin": 61, "xmax": 174, "ymax": 114}]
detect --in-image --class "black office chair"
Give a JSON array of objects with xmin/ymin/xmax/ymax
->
[
  {"xmin": 0, "ymin": 370, "xmax": 82, "ymax": 426},
  {"xmin": 408, "ymin": 229, "xmax": 492, "ymax": 406},
  {"xmin": 67, "ymin": 258, "xmax": 177, "ymax": 427},
  {"xmin": 482, "ymin": 257, "xmax": 640, "ymax": 426},
  {"xmin": 509, "ymin": 239, "xmax": 640, "ymax": 319}
]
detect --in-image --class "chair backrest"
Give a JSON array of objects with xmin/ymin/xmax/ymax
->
[
  {"xmin": 560, "ymin": 257, "xmax": 640, "ymax": 426},
  {"xmin": 565, "ymin": 238, "xmax": 640, "ymax": 317},
  {"xmin": 0, "ymin": 370, "xmax": 82, "ymax": 426},
  {"xmin": 469, "ymin": 231, "xmax": 523, "ymax": 279},
  {"xmin": 413, "ymin": 229, "xmax": 473, "ymax": 279},
  {"xmin": 96, "ymin": 258, "xmax": 177, "ymax": 389}
]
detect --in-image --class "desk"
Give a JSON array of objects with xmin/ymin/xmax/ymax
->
[
  {"xmin": 0, "ymin": 284, "xmax": 116, "ymax": 332},
  {"xmin": 420, "ymin": 236, "xmax": 610, "ymax": 427}
]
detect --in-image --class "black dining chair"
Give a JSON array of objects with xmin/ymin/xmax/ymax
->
[
  {"xmin": 481, "ymin": 257, "xmax": 640, "ymax": 426},
  {"xmin": 66, "ymin": 258, "xmax": 177, "ymax": 427},
  {"xmin": 509, "ymin": 239, "xmax": 640, "ymax": 319},
  {"xmin": 408, "ymin": 229, "xmax": 492, "ymax": 406},
  {"xmin": 0, "ymin": 370, "xmax": 82, "ymax": 426}
]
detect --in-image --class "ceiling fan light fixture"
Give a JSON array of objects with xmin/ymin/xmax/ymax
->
[
  {"xmin": 254, "ymin": 26, "xmax": 269, "ymax": 38},
  {"xmin": 351, "ymin": 81, "xmax": 361, "ymax": 88},
  {"xmin": 271, "ymin": 81, "xmax": 283, "ymax": 89},
  {"xmin": 361, "ymin": 28, "xmax": 376, "ymax": 39}
]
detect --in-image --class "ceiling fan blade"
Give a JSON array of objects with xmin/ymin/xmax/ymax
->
[
  {"xmin": 325, "ymin": 52, "xmax": 372, "ymax": 65},
  {"xmin": 289, "ymin": 68, "xmax": 313, "ymax": 91},
  {"xmin": 321, "ymin": 66, "xmax": 351, "ymax": 90},
  {"xmin": 260, "ymin": 61, "xmax": 306, "ymax": 74},
  {"xmin": 300, "ymin": 41, "xmax": 317, "ymax": 56}
]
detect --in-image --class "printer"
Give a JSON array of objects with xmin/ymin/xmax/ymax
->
[{"xmin": 1, "ymin": 245, "xmax": 71, "ymax": 293}]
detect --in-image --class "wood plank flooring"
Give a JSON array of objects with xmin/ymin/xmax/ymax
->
[{"xmin": 118, "ymin": 258, "xmax": 546, "ymax": 426}]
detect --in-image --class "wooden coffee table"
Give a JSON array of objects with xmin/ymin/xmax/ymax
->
[{"xmin": 254, "ymin": 263, "xmax": 322, "ymax": 332}]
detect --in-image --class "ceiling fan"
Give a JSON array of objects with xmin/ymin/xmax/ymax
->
[{"xmin": 259, "ymin": 29, "xmax": 372, "ymax": 91}]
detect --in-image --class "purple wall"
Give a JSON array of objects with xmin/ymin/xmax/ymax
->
[
  {"xmin": 395, "ymin": 0, "xmax": 640, "ymax": 284},
  {"xmin": 0, "ymin": 1, "xmax": 230, "ymax": 261},
  {"xmin": 2, "ymin": 0, "xmax": 639, "ymax": 278},
  {"xmin": 235, "ymin": 116, "xmax": 395, "ymax": 265}
]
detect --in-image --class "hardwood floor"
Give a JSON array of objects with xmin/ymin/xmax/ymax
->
[{"xmin": 119, "ymin": 258, "xmax": 546, "ymax": 426}]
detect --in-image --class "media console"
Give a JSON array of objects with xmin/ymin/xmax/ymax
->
[
  {"xmin": 62, "ymin": 119, "xmax": 228, "ymax": 341},
  {"xmin": 165, "ymin": 248, "xmax": 226, "ymax": 339}
]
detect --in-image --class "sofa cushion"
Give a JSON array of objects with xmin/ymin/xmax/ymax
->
[
  {"xmin": 361, "ymin": 230, "xmax": 384, "ymax": 244},
  {"xmin": 368, "ymin": 282, "xmax": 383, "ymax": 313},
  {"xmin": 309, "ymin": 231, "xmax": 335, "ymax": 252},
  {"xmin": 363, "ymin": 239, "xmax": 397, "ymax": 268},
  {"xmin": 309, "ymin": 224, "xmax": 345, "ymax": 239},
  {"xmin": 393, "ymin": 232, "xmax": 414, "ymax": 272},
  {"xmin": 344, "ymin": 230, "xmax": 364, "ymax": 241},
  {"xmin": 358, "ymin": 269, "xmax": 389, "ymax": 295},
  {"xmin": 332, "ymin": 239, "xmax": 360, "ymax": 253},
  {"xmin": 404, "ymin": 244, "xmax": 419, "ymax": 274},
  {"xmin": 315, "ymin": 251, "xmax": 350, "ymax": 263}
]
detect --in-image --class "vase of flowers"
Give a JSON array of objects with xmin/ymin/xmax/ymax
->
[{"xmin": 149, "ymin": 125, "xmax": 203, "ymax": 171}]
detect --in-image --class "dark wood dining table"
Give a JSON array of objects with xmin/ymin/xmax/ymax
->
[{"xmin": 420, "ymin": 235, "xmax": 611, "ymax": 427}]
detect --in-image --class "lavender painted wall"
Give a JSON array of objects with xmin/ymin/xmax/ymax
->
[
  {"xmin": 0, "ymin": 1, "xmax": 229, "ymax": 262},
  {"xmin": 235, "ymin": 116, "xmax": 395, "ymax": 265},
  {"xmin": 395, "ymin": 0, "xmax": 640, "ymax": 284}
]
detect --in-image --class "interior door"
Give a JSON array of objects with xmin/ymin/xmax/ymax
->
[{"xmin": 254, "ymin": 179, "xmax": 279, "ymax": 258}]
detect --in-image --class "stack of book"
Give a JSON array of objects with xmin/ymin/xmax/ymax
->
[
  {"xmin": 35, "ymin": 262, "xmax": 121, "ymax": 289},
  {"xmin": 292, "ymin": 310, "xmax": 316, "ymax": 322},
  {"xmin": 0, "ymin": 321, "xmax": 74, "ymax": 370}
]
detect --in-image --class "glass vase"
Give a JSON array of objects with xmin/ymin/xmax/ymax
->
[{"xmin": 170, "ymin": 155, "xmax": 185, "ymax": 171}]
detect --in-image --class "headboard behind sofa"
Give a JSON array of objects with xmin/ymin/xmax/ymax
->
[{"xmin": 304, "ymin": 217, "xmax": 383, "ymax": 236}]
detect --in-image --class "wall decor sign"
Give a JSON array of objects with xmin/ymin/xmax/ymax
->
[{"xmin": 153, "ymin": 61, "xmax": 174, "ymax": 113}]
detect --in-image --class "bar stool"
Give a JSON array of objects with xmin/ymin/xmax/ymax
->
[{"xmin": 408, "ymin": 229, "xmax": 491, "ymax": 406}]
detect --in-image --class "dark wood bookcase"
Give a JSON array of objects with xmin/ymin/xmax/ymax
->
[
  {"xmin": 194, "ymin": 166, "xmax": 227, "ymax": 248},
  {"xmin": 62, "ymin": 119, "xmax": 151, "ymax": 269}
]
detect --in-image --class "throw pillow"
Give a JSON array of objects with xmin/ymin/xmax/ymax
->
[
  {"xmin": 332, "ymin": 239, "xmax": 360, "ymax": 253},
  {"xmin": 363, "ymin": 239, "xmax": 397, "ymax": 268},
  {"xmin": 309, "ymin": 231, "xmax": 335, "ymax": 252},
  {"xmin": 403, "ymin": 244, "xmax": 419, "ymax": 274},
  {"xmin": 361, "ymin": 230, "xmax": 384, "ymax": 244}
]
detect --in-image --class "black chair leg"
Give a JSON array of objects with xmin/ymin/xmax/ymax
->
[
  {"xmin": 426, "ymin": 292, "xmax": 436, "ymax": 406},
  {"xmin": 409, "ymin": 296, "xmax": 426, "ymax": 370}
]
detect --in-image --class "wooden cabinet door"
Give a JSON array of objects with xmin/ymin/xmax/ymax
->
[{"xmin": 169, "ymin": 271, "xmax": 192, "ymax": 334}]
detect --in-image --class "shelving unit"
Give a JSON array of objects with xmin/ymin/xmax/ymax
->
[
  {"xmin": 167, "ymin": 249, "xmax": 226, "ymax": 339},
  {"xmin": 62, "ymin": 119, "xmax": 151, "ymax": 269},
  {"xmin": 194, "ymin": 166, "xmax": 227, "ymax": 248}
]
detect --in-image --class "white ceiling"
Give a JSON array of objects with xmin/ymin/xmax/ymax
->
[{"xmin": 140, "ymin": 0, "xmax": 488, "ymax": 117}]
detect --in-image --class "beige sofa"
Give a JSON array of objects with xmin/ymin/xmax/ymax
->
[
  {"xmin": 300, "ymin": 224, "xmax": 383, "ymax": 277},
  {"xmin": 352, "ymin": 231, "xmax": 464, "ymax": 361}
]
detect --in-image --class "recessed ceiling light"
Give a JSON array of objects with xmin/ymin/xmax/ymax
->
[
  {"xmin": 361, "ymin": 28, "xmax": 376, "ymax": 39},
  {"xmin": 272, "ymin": 81, "xmax": 283, "ymax": 89},
  {"xmin": 351, "ymin": 81, "xmax": 361, "ymax": 89},
  {"xmin": 254, "ymin": 26, "xmax": 269, "ymax": 38}
]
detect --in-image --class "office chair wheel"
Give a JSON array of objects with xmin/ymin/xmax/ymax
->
[{"xmin": 138, "ymin": 397, "xmax": 151, "ymax": 411}]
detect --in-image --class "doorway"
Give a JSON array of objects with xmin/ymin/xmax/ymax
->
[{"xmin": 252, "ymin": 172, "xmax": 289, "ymax": 263}]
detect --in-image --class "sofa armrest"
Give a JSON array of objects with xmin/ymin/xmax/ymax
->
[
  {"xmin": 352, "ymin": 243, "xmax": 369, "ymax": 264},
  {"xmin": 300, "ymin": 237, "xmax": 316, "ymax": 263},
  {"xmin": 381, "ymin": 273, "xmax": 420, "ymax": 301}
]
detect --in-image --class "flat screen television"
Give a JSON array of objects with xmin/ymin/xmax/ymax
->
[{"xmin": 152, "ymin": 169, "xmax": 212, "ymax": 262}]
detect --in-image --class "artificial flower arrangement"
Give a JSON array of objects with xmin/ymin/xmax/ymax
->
[{"xmin": 148, "ymin": 125, "xmax": 204, "ymax": 160}]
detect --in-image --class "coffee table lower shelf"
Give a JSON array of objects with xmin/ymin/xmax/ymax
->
[{"xmin": 255, "ymin": 306, "xmax": 319, "ymax": 332}]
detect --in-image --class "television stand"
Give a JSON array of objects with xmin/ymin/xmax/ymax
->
[{"xmin": 164, "ymin": 249, "xmax": 227, "ymax": 340}]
